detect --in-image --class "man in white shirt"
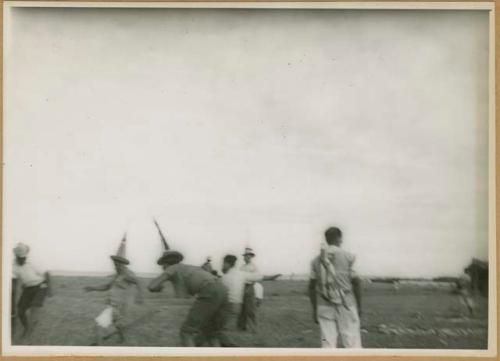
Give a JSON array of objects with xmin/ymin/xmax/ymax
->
[
  {"xmin": 237, "ymin": 247, "xmax": 258, "ymax": 332},
  {"xmin": 222, "ymin": 254, "xmax": 280, "ymax": 335},
  {"xmin": 12, "ymin": 243, "xmax": 53, "ymax": 340}
]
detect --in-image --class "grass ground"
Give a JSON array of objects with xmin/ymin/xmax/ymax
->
[{"xmin": 12, "ymin": 276, "xmax": 488, "ymax": 348}]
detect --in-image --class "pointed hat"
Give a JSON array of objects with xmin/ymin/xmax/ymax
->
[
  {"xmin": 111, "ymin": 233, "xmax": 130, "ymax": 265},
  {"xmin": 154, "ymin": 219, "xmax": 183, "ymax": 266}
]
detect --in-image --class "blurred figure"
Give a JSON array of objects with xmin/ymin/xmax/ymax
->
[
  {"xmin": 201, "ymin": 256, "xmax": 214, "ymax": 273},
  {"xmin": 221, "ymin": 254, "xmax": 280, "ymax": 336},
  {"xmin": 148, "ymin": 249, "xmax": 231, "ymax": 347},
  {"xmin": 308, "ymin": 227, "xmax": 362, "ymax": 348},
  {"xmin": 12, "ymin": 242, "xmax": 53, "ymax": 341},
  {"xmin": 201, "ymin": 256, "xmax": 219, "ymax": 277},
  {"xmin": 84, "ymin": 235, "xmax": 143, "ymax": 345},
  {"xmin": 237, "ymin": 247, "xmax": 259, "ymax": 332},
  {"xmin": 455, "ymin": 267, "xmax": 475, "ymax": 317}
]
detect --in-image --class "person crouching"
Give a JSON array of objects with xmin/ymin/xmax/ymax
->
[{"xmin": 148, "ymin": 250, "xmax": 231, "ymax": 347}]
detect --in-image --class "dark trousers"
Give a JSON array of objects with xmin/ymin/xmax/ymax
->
[
  {"xmin": 17, "ymin": 284, "xmax": 47, "ymax": 331},
  {"xmin": 181, "ymin": 280, "xmax": 232, "ymax": 346},
  {"xmin": 237, "ymin": 284, "xmax": 256, "ymax": 331}
]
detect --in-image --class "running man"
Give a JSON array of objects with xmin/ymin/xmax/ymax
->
[{"xmin": 84, "ymin": 236, "xmax": 143, "ymax": 345}]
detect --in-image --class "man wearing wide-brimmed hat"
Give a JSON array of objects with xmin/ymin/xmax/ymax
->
[
  {"xmin": 12, "ymin": 242, "xmax": 53, "ymax": 341},
  {"xmin": 237, "ymin": 247, "xmax": 259, "ymax": 332},
  {"xmin": 84, "ymin": 235, "xmax": 143, "ymax": 345},
  {"xmin": 148, "ymin": 249, "xmax": 232, "ymax": 347}
]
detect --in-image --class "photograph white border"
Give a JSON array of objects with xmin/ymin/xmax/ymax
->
[{"xmin": 2, "ymin": 1, "xmax": 496, "ymax": 357}]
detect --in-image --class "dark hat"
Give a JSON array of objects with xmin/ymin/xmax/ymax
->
[
  {"xmin": 157, "ymin": 250, "xmax": 184, "ymax": 266},
  {"xmin": 111, "ymin": 234, "xmax": 130, "ymax": 265},
  {"xmin": 243, "ymin": 247, "xmax": 255, "ymax": 257}
]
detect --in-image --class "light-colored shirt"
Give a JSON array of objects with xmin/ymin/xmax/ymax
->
[
  {"xmin": 310, "ymin": 245, "xmax": 357, "ymax": 306},
  {"xmin": 163, "ymin": 263, "xmax": 217, "ymax": 297},
  {"xmin": 108, "ymin": 268, "xmax": 137, "ymax": 306},
  {"xmin": 222, "ymin": 267, "xmax": 263, "ymax": 304},
  {"xmin": 240, "ymin": 262, "xmax": 258, "ymax": 284},
  {"xmin": 240, "ymin": 262, "xmax": 258, "ymax": 273},
  {"xmin": 13, "ymin": 262, "xmax": 45, "ymax": 287}
]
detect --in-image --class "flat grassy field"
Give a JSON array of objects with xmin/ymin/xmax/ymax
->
[{"xmin": 12, "ymin": 276, "xmax": 488, "ymax": 349}]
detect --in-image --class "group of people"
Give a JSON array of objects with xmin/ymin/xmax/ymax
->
[
  {"xmin": 11, "ymin": 223, "xmax": 366, "ymax": 348},
  {"xmin": 10, "ymin": 220, "xmax": 286, "ymax": 347}
]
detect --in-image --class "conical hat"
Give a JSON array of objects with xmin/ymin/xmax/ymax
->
[
  {"xmin": 111, "ymin": 234, "xmax": 130, "ymax": 265},
  {"xmin": 153, "ymin": 219, "xmax": 170, "ymax": 250}
]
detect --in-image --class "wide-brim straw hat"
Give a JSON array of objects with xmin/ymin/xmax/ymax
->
[{"xmin": 157, "ymin": 250, "xmax": 184, "ymax": 266}]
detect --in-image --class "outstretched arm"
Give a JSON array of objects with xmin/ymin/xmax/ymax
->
[
  {"xmin": 262, "ymin": 274, "xmax": 281, "ymax": 281},
  {"xmin": 84, "ymin": 275, "xmax": 116, "ymax": 292},
  {"xmin": 148, "ymin": 271, "xmax": 170, "ymax": 292},
  {"xmin": 125, "ymin": 272, "xmax": 144, "ymax": 304}
]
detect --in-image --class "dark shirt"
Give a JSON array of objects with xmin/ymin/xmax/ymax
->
[{"xmin": 163, "ymin": 263, "xmax": 218, "ymax": 296}]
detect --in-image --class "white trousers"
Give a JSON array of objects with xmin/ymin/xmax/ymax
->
[{"xmin": 317, "ymin": 303, "xmax": 362, "ymax": 348}]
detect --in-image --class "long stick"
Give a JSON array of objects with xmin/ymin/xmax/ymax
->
[{"xmin": 153, "ymin": 219, "xmax": 169, "ymax": 250}]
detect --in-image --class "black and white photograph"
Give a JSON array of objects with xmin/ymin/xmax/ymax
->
[{"xmin": 2, "ymin": 1, "xmax": 496, "ymax": 357}]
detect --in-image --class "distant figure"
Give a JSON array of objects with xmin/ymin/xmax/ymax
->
[
  {"xmin": 84, "ymin": 235, "xmax": 143, "ymax": 345},
  {"xmin": 148, "ymin": 249, "xmax": 231, "ymax": 347},
  {"xmin": 308, "ymin": 227, "xmax": 362, "ymax": 348},
  {"xmin": 201, "ymin": 256, "xmax": 219, "ymax": 277},
  {"xmin": 393, "ymin": 280, "xmax": 400, "ymax": 291},
  {"xmin": 455, "ymin": 268, "xmax": 475, "ymax": 317},
  {"xmin": 221, "ymin": 254, "xmax": 280, "ymax": 334},
  {"xmin": 237, "ymin": 247, "xmax": 259, "ymax": 333},
  {"xmin": 12, "ymin": 242, "xmax": 53, "ymax": 341}
]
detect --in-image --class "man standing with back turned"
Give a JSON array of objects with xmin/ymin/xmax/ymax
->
[{"xmin": 308, "ymin": 227, "xmax": 362, "ymax": 348}]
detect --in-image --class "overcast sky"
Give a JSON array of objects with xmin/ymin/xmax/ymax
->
[{"xmin": 4, "ymin": 8, "xmax": 490, "ymax": 278}]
